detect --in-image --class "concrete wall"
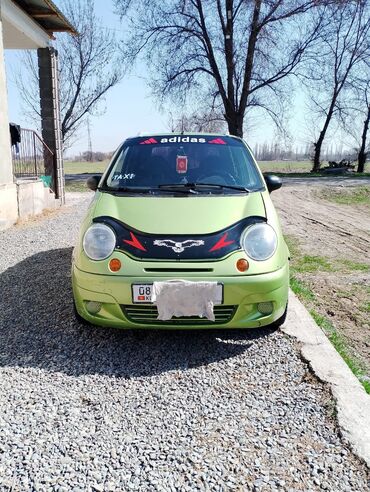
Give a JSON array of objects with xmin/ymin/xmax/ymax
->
[
  {"xmin": 0, "ymin": 4, "xmax": 63, "ymax": 230},
  {"xmin": 0, "ymin": 11, "xmax": 13, "ymax": 185},
  {"xmin": 17, "ymin": 180, "xmax": 58, "ymax": 220},
  {"xmin": 0, "ymin": 180, "xmax": 59, "ymax": 230},
  {"xmin": 0, "ymin": 183, "xmax": 17, "ymax": 229}
]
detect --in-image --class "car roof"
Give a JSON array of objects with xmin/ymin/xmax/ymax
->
[{"xmin": 127, "ymin": 132, "xmax": 243, "ymax": 141}]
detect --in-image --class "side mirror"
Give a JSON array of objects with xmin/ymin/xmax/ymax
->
[
  {"xmin": 263, "ymin": 174, "xmax": 282, "ymax": 193},
  {"xmin": 86, "ymin": 175, "xmax": 102, "ymax": 191}
]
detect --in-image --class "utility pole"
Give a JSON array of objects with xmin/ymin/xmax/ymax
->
[{"xmin": 87, "ymin": 118, "xmax": 93, "ymax": 162}]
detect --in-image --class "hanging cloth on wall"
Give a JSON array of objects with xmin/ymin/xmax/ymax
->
[{"xmin": 9, "ymin": 123, "xmax": 21, "ymax": 153}]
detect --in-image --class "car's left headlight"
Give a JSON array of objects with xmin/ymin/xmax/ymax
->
[
  {"xmin": 241, "ymin": 223, "xmax": 277, "ymax": 261},
  {"xmin": 83, "ymin": 223, "xmax": 116, "ymax": 260}
]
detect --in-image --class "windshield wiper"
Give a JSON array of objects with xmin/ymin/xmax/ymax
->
[
  {"xmin": 159, "ymin": 182, "xmax": 251, "ymax": 193},
  {"xmin": 155, "ymin": 184, "xmax": 198, "ymax": 194},
  {"xmin": 99, "ymin": 186, "xmax": 154, "ymax": 194},
  {"xmin": 99, "ymin": 186, "xmax": 195, "ymax": 195}
]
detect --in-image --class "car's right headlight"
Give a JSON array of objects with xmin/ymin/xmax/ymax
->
[
  {"xmin": 83, "ymin": 223, "xmax": 116, "ymax": 260},
  {"xmin": 241, "ymin": 223, "xmax": 277, "ymax": 261}
]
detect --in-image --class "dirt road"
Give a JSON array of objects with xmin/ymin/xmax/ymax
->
[{"xmin": 272, "ymin": 183, "xmax": 370, "ymax": 377}]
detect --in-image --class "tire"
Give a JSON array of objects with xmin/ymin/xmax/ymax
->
[
  {"xmin": 73, "ymin": 300, "xmax": 91, "ymax": 326},
  {"xmin": 270, "ymin": 303, "xmax": 288, "ymax": 328}
]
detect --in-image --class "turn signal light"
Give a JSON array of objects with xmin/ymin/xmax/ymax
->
[
  {"xmin": 109, "ymin": 258, "xmax": 122, "ymax": 272},
  {"xmin": 236, "ymin": 258, "xmax": 249, "ymax": 272}
]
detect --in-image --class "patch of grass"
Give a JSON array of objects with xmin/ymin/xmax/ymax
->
[
  {"xmin": 258, "ymin": 161, "xmax": 312, "ymax": 173},
  {"xmin": 275, "ymin": 172, "xmax": 329, "ymax": 177},
  {"xmin": 294, "ymin": 255, "xmax": 334, "ymax": 273},
  {"xmin": 319, "ymin": 186, "xmax": 370, "ymax": 207},
  {"xmin": 64, "ymin": 158, "xmax": 369, "ymax": 177},
  {"xmin": 287, "ymin": 236, "xmax": 317, "ymax": 301},
  {"xmin": 65, "ymin": 180, "xmax": 91, "ymax": 192},
  {"xmin": 290, "ymin": 276, "xmax": 315, "ymax": 302},
  {"xmin": 257, "ymin": 158, "xmax": 370, "ymax": 176},
  {"xmin": 273, "ymin": 172, "xmax": 370, "ymax": 178},
  {"xmin": 286, "ymin": 233, "xmax": 370, "ymax": 392},
  {"xmin": 64, "ymin": 161, "xmax": 108, "ymax": 174},
  {"xmin": 360, "ymin": 302, "xmax": 370, "ymax": 313},
  {"xmin": 285, "ymin": 236, "xmax": 334, "ymax": 273},
  {"xmin": 285, "ymin": 234, "xmax": 369, "ymax": 274},
  {"xmin": 309, "ymin": 310, "xmax": 335, "ymax": 333},
  {"xmin": 284, "ymin": 234, "xmax": 299, "ymax": 258},
  {"xmin": 310, "ymin": 310, "xmax": 370, "ymax": 394},
  {"xmin": 338, "ymin": 259, "xmax": 370, "ymax": 272}
]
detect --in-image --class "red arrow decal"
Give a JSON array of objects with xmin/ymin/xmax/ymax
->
[
  {"xmin": 140, "ymin": 137, "xmax": 158, "ymax": 145},
  {"xmin": 208, "ymin": 138, "xmax": 226, "ymax": 145},
  {"xmin": 123, "ymin": 232, "xmax": 147, "ymax": 251},
  {"xmin": 209, "ymin": 233, "xmax": 234, "ymax": 252}
]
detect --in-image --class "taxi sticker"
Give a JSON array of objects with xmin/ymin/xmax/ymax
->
[{"xmin": 112, "ymin": 173, "xmax": 135, "ymax": 180}]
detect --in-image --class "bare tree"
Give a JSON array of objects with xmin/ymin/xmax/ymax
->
[
  {"xmin": 346, "ymin": 59, "xmax": 370, "ymax": 173},
  {"xmin": 357, "ymin": 90, "xmax": 370, "ymax": 173},
  {"xmin": 17, "ymin": 0, "xmax": 123, "ymax": 149},
  {"xmin": 305, "ymin": 1, "xmax": 370, "ymax": 172},
  {"xmin": 168, "ymin": 109, "xmax": 226, "ymax": 133},
  {"xmin": 115, "ymin": 0, "xmax": 328, "ymax": 138}
]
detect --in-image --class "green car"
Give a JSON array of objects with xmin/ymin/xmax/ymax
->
[{"xmin": 72, "ymin": 133, "xmax": 289, "ymax": 329}]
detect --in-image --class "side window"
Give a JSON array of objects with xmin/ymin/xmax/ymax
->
[
  {"xmin": 232, "ymin": 148, "xmax": 249, "ymax": 183},
  {"xmin": 107, "ymin": 147, "xmax": 129, "ymax": 187},
  {"xmin": 225, "ymin": 147, "xmax": 237, "ymax": 177},
  {"xmin": 233, "ymin": 147, "xmax": 260, "ymax": 187}
]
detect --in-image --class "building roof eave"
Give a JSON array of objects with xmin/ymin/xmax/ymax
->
[{"xmin": 11, "ymin": 0, "xmax": 77, "ymax": 36}]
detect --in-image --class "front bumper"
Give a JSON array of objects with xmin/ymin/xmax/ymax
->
[{"xmin": 72, "ymin": 263, "xmax": 289, "ymax": 329}]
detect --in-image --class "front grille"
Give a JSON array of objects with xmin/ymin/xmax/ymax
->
[{"xmin": 121, "ymin": 305, "xmax": 237, "ymax": 325}]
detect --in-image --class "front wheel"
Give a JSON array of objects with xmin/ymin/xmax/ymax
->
[
  {"xmin": 73, "ymin": 300, "xmax": 91, "ymax": 326},
  {"xmin": 270, "ymin": 304, "xmax": 288, "ymax": 328}
]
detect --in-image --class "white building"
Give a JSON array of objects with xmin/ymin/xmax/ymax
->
[{"xmin": 0, "ymin": 0, "xmax": 75, "ymax": 229}]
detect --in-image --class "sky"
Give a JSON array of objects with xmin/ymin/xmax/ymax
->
[
  {"xmin": 4, "ymin": 0, "xmax": 172, "ymax": 156},
  {"xmin": 3, "ymin": 0, "xmax": 347, "ymax": 158}
]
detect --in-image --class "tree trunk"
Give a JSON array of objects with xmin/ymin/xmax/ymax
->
[
  {"xmin": 312, "ymin": 134, "xmax": 325, "ymax": 172},
  {"xmin": 357, "ymin": 105, "xmax": 370, "ymax": 173},
  {"xmin": 312, "ymin": 100, "xmax": 337, "ymax": 172},
  {"xmin": 238, "ymin": 0, "xmax": 261, "ymax": 123},
  {"xmin": 311, "ymin": 82, "xmax": 341, "ymax": 172},
  {"xmin": 226, "ymin": 112, "xmax": 243, "ymax": 137}
]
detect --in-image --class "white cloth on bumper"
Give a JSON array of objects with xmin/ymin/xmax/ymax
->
[{"xmin": 152, "ymin": 280, "xmax": 219, "ymax": 321}]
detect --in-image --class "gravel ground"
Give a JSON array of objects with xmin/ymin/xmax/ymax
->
[{"xmin": 0, "ymin": 193, "xmax": 369, "ymax": 492}]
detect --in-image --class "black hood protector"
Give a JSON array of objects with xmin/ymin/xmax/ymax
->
[{"xmin": 93, "ymin": 216, "xmax": 266, "ymax": 261}]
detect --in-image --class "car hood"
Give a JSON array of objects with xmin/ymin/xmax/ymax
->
[{"xmin": 93, "ymin": 191, "xmax": 266, "ymax": 234}]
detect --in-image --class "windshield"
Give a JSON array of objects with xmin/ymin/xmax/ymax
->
[{"xmin": 103, "ymin": 135, "xmax": 264, "ymax": 193}]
